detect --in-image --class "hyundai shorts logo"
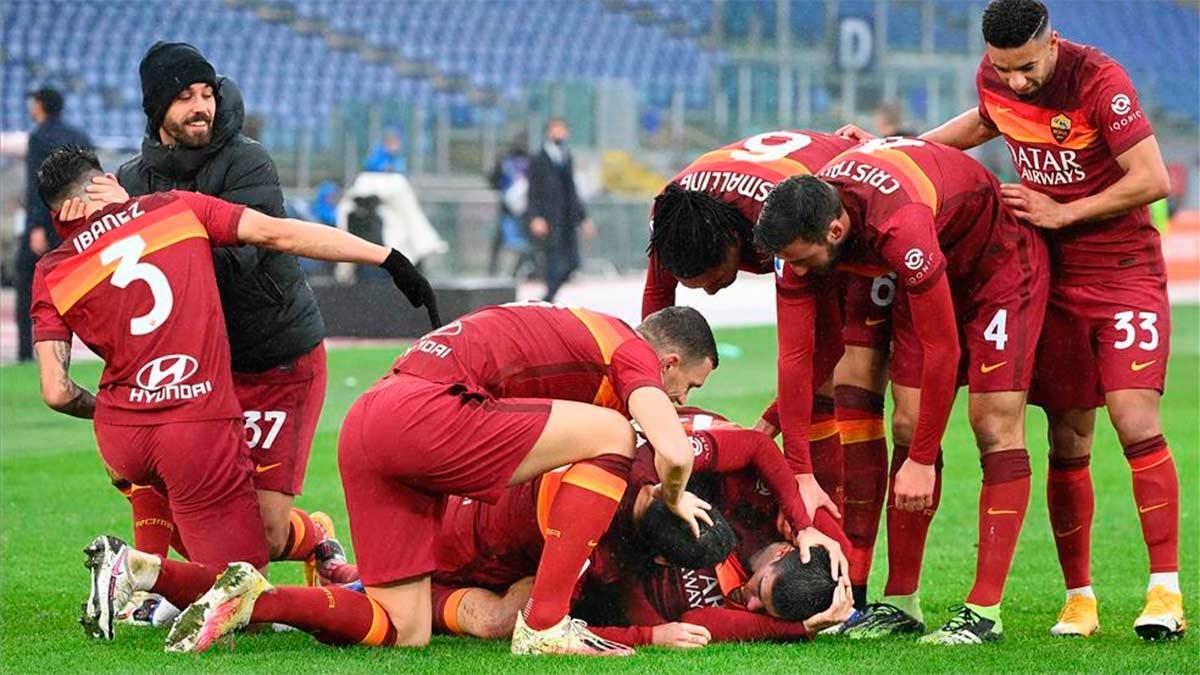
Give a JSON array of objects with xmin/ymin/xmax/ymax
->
[
  {"xmin": 904, "ymin": 248, "xmax": 926, "ymax": 271},
  {"xmin": 135, "ymin": 354, "xmax": 199, "ymax": 391}
]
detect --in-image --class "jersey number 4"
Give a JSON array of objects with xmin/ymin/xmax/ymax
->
[{"xmin": 100, "ymin": 234, "xmax": 173, "ymax": 336}]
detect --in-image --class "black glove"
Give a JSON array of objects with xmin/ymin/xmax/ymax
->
[{"xmin": 380, "ymin": 249, "xmax": 442, "ymax": 328}]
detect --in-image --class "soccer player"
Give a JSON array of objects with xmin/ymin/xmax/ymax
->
[
  {"xmin": 755, "ymin": 136, "xmax": 1050, "ymax": 644},
  {"xmin": 29, "ymin": 146, "xmax": 435, "ymax": 640},
  {"xmin": 430, "ymin": 411, "xmax": 851, "ymax": 644},
  {"xmin": 166, "ymin": 304, "xmax": 720, "ymax": 656},
  {"xmin": 841, "ymin": 0, "xmax": 1183, "ymax": 641},
  {"xmin": 642, "ymin": 131, "xmax": 894, "ymax": 606}
]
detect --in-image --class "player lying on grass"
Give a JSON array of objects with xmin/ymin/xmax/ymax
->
[
  {"xmin": 428, "ymin": 409, "xmax": 851, "ymax": 645},
  {"xmin": 644, "ymin": 131, "xmax": 896, "ymax": 610},
  {"xmin": 28, "ymin": 146, "xmax": 436, "ymax": 641},
  {"xmin": 755, "ymin": 136, "xmax": 1050, "ymax": 644},
  {"xmin": 160, "ymin": 304, "xmax": 771, "ymax": 656}
]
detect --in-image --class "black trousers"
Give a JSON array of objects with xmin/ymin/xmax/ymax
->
[
  {"xmin": 542, "ymin": 225, "xmax": 580, "ymax": 302},
  {"xmin": 15, "ymin": 253, "xmax": 35, "ymax": 362}
]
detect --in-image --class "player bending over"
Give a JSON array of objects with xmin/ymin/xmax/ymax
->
[
  {"xmin": 644, "ymin": 132, "xmax": 895, "ymax": 610},
  {"xmin": 429, "ymin": 412, "xmax": 851, "ymax": 645},
  {"xmin": 756, "ymin": 136, "xmax": 1049, "ymax": 644},
  {"xmin": 163, "ymin": 304, "xmax": 740, "ymax": 656}
]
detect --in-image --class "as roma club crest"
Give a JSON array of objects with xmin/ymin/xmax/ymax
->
[{"xmin": 1049, "ymin": 113, "xmax": 1072, "ymax": 144}]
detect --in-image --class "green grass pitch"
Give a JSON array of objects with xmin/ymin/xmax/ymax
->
[{"xmin": 1, "ymin": 307, "xmax": 1196, "ymax": 673}]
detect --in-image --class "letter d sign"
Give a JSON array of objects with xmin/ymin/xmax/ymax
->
[{"xmin": 838, "ymin": 17, "xmax": 874, "ymax": 72}]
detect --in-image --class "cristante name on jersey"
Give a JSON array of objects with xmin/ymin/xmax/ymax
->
[
  {"xmin": 71, "ymin": 202, "xmax": 147, "ymax": 253},
  {"xmin": 1005, "ymin": 141, "xmax": 1087, "ymax": 186},
  {"xmin": 677, "ymin": 170, "xmax": 776, "ymax": 203},
  {"xmin": 819, "ymin": 159, "xmax": 901, "ymax": 195}
]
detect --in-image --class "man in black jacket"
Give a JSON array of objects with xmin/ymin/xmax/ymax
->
[
  {"xmin": 17, "ymin": 88, "xmax": 91, "ymax": 361},
  {"xmin": 110, "ymin": 43, "xmax": 348, "ymax": 587},
  {"xmin": 527, "ymin": 118, "xmax": 592, "ymax": 301}
]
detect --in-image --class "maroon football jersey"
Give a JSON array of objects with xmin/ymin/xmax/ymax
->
[
  {"xmin": 387, "ymin": 303, "xmax": 664, "ymax": 415},
  {"xmin": 31, "ymin": 191, "xmax": 245, "ymax": 425},
  {"xmin": 643, "ymin": 131, "xmax": 855, "ymax": 316},
  {"xmin": 434, "ymin": 482, "xmax": 544, "ymax": 589},
  {"xmin": 817, "ymin": 137, "xmax": 1023, "ymax": 292},
  {"xmin": 977, "ymin": 39, "xmax": 1161, "ymax": 284}
]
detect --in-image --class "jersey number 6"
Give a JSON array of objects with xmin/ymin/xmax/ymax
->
[{"xmin": 100, "ymin": 234, "xmax": 174, "ymax": 336}]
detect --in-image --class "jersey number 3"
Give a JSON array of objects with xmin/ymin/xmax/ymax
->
[{"xmin": 100, "ymin": 234, "xmax": 174, "ymax": 336}]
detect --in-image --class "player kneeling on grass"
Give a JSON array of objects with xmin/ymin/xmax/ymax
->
[
  {"xmin": 166, "ymin": 304, "xmax": 723, "ymax": 656},
  {"xmin": 28, "ymin": 147, "xmax": 437, "ymax": 643}
]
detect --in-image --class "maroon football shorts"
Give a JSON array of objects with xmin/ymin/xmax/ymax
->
[
  {"xmin": 1030, "ymin": 274, "xmax": 1170, "ymax": 411},
  {"xmin": 231, "ymin": 342, "xmax": 327, "ymax": 495},
  {"xmin": 839, "ymin": 271, "xmax": 895, "ymax": 350},
  {"xmin": 890, "ymin": 229, "xmax": 1049, "ymax": 394},
  {"xmin": 338, "ymin": 376, "xmax": 552, "ymax": 586},
  {"xmin": 95, "ymin": 418, "xmax": 269, "ymax": 568}
]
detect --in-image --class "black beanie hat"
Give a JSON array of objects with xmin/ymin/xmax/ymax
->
[{"xmin": 139, "ymin": 41, "xmax": 217, "ymax": 131}]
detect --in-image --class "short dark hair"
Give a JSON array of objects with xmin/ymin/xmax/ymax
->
[
  {"xmin": 770, "ymin": 547, "xmax": 838, "ymax": 621},
  {"xmin": 982, "ymin": 0, "xmax": 1049, "ymax": 49},
  {"xmin": 649, "ymin": 183, "xmax": 747, "ymax": 279},
  {"xmin": 639, "ymin": 499, "xmax": 737, "ymax": 569},
  {"xmin": 37, "ymin": 146, "xmax": 103, "ymax": 211},
  {"xmin": 28, "ymin": 87, "xmax": 64, "ymax": 117},
  {"xmin": 637, "ymin": 306, "xmax": 719, "ymax": 369},
  {"xmin": 753, "ymin": 175, "xmax": 843, "ymax": 253}
]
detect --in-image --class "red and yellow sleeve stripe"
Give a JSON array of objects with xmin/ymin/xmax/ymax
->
[
  {"xmin": 45, "ymin": 205, "xmax": 207, "ymax": 315},
  {"xmin": 570, "ymin": 307, "xmax": 635, "ymax": 410}
]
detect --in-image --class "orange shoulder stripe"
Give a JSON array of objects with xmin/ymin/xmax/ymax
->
[{"xmin": 46, "ymin": 210, "xmax": 207, "ymax": 314}]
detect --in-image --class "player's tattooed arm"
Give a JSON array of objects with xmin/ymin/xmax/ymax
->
[{"xmin": 34, "ymin": 340, "xmax": 95, "ymax": 419}]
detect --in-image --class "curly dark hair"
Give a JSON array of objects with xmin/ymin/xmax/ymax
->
[{"xmin": 649, "ymin": 183, "xmax": 748, "ymax": 279}]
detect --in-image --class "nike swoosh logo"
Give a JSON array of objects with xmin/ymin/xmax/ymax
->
[
  {"xmin": 987, "ymin": 507, "xmax": 1019, "ymax": 515},
  {"xmin": 996, "ymin": 106, "xmax": 1013, "ymax": 113},
  {"xmin": 865, "ymin": 318, "xmax": 888, "ymax": 327},
  {"xmin": 256, "ymin": 462, "xmax": 282, "ymax": 474},
  {"xmin": 1131, "ymin": 360, "xmax": 1157, "ymax": 372},
  {"xmin": 980, "ymin": 361, "xmax": 1008, "ymax": 374},
  {"xmin": 587, "ymin": 540, "xmax": 600, "ymax": 548},
  {"xmin": 1054, "ymin": 526, "xmax": 1082, "ymax": 538},
  {"xmin": 1139, "ymin": 502, "xmax": 1168, "ymax": 514}
]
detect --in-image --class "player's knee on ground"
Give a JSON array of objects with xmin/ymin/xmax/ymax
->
[
  {"xmin": 1105, "ymin": 390, "xmax": 1164, "ymax": 448},
  {"xmin": 256, "ymin": 493, "xmax": 295, "ymax": 559},
  {"xmin": 369, "ymin": 579, "xmax": 434, "ymax": 647}
]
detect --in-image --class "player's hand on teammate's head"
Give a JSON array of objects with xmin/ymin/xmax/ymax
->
[
  {"xmin": 85, "ymin": 174, "xmax": 128, "ymax": 205},
  {"xmin": 658, "ymin": 488, "xmax": 713, "ymax": 539},
  {"xmin": 802, "ymin": 576, "xmax": 855, "ymax": 635},
  {"xmin": 651, "ymin": 622, "xmax": 711, "ymax": 649},
  {"xmin": 380, "ymin": 248, "xmax": 442, "ymax": 328},
  {"xmin": 834, "ymin": 124, "xmax": 876, "ymax": 143},
  {"xmin": 792, "ymin": 526, "xmax": 849, "ymax": 582},
  {"xmin": 56, "ymin": 198, "xmax": 87, "ymax": 223}
]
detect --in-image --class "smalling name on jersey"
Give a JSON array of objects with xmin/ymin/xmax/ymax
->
[{"xmin": 677, "ymin": 171, "xmax": 776, "ymax": 203}]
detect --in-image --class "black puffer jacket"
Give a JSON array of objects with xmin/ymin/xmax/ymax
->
[{"xmin": 117, "ymin": 76, "xmax": 325, "ymax": 372}]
